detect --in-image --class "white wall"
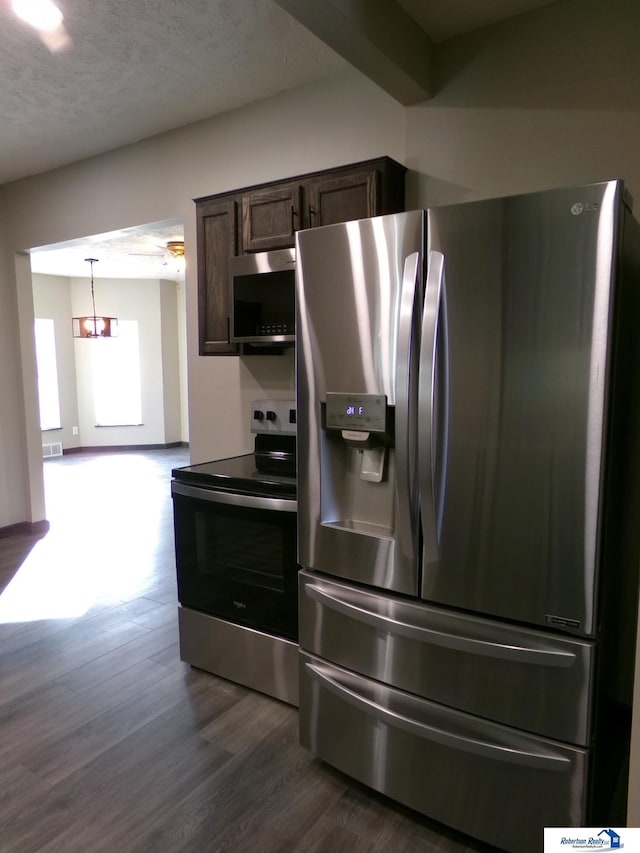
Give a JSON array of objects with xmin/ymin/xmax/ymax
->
[
  {"xmin": 0, "ymin": 241, "xmax": 31, "ymax": 526},
  {"xmin": 32, "ymin": 273, "xmax": 80, "ymax": 451},
  {"xmin": 71, "ymin": 276, "xmax": 163, "ymax": 447},
  {"xmin": 160, "ymin": 279, "xmax": 182, "ymax": 444},
  {"xmin": 176, "ymin": 277, "xmax": 189, "ymax": 443},
  {"xmin": 33, "ymin": 272, "xmax": 185, "ymax": 451},
  {"xmin": 405, "ymin": 0, "xmax": 640, "ymax": 208}
]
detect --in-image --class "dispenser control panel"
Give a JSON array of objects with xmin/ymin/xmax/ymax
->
[{"xmin": 325, "ymin": 393, "xmax": 387, "ymax": 432}]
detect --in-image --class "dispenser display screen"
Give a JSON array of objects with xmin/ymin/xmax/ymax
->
[{"xmin": 325, "ymin": 393, "xmax": 387, "ymax": 432}]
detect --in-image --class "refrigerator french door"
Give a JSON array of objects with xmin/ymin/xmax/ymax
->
[{"xmin": 295, "ymin": 181, "xmax": 640, "ymax": 852}]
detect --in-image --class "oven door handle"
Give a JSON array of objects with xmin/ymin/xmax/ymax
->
[{"xmin": 171, "ymin": 481, "xmax": 297, "ymax": 512}]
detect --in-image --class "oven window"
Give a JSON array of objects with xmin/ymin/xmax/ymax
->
[
  {"xmin": 173, "ymin": 493, "xmax": 299, "ymax": 640},
  {"xmin": 196, "ymin": 512, "xmax": 286, "ymax": 591}
]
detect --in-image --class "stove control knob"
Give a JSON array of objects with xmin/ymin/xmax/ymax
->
[
  {"xmin": 266, "ymin": 410, "xmax": 276, "ymax": 421},
  {"xmin": 253, "ymin": 410, "xmax": 265, "ymax": 421}
]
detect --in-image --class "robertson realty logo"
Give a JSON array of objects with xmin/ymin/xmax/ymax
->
[{"xmin": 544, "ymin": 828, "xmax": 640, "ymax": 851}]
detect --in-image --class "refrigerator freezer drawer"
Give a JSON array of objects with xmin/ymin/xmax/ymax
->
[
  {"xmin": 299, "ymin": 570, "xmax": 595, "ymax": 745},
  {"xmin": 299, "ymin": 652, "xmax": 588, "ymax": 853}
]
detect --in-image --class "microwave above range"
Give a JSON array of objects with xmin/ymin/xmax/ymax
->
[{"xmin": 230, "ymin": 248, "xmax": 296, "ymax": 345}]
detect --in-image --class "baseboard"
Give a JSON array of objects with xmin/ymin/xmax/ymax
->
[
  {"xmin": 63, "ymin": 442, "xmax": 189, "ymax": 455},
  {"xmin": 0, "ymin": 520, "xmax": 50, "ymax": 539}
]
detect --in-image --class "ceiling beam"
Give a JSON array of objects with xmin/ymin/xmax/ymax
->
[{"xmin": 273, "ymin": 0, "xmax": 432, "ymax": 104}]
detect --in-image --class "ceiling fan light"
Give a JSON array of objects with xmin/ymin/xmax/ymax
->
[
  {"xmin": 12, "ymin": 0, "xmax": 63, "ymax": 32},
  {"xmin": 166, "ymin": 241, "xmax": 185, "ymax": 259}
]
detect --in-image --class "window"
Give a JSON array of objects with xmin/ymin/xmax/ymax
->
[
  {"xmin": 34, "ymin": 318, "xmax": 61, "ymax": 431},
  {"xmin": 92, "ymin": 320, "xmax": 142, "ymax": 426}
]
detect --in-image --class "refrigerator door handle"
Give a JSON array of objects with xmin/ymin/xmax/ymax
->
[
  {"xmin": 305, "ymin": 661, "xmax": 571, "ymax": 771},
  {"xmin": 419, "ymin": 250, "xmax": 446, "ymax": 563},
  {"xmin": 305, "ymin": 583, "xmax": 576, "ymax": 667},
  {"xmin": 395, "ymin": 251, "xmax": 420, "ymax": 560}
]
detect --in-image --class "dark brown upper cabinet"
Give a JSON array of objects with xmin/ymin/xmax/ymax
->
[
  {"xmin": 242, "ymin": 182, "xmax": 303, "ymax": 252},
  {"xmin": 195, "ymin": 157, "xmax": 407, "ymax": 355},
  {"xmin": 196, "ymin": 195, "xmax": 240, "ymax": 355},
  {"xmin": 306, "ymin": 167, "xmax": 379, "ymax": 229}
]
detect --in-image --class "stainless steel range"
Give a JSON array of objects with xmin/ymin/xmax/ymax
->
[{"xmin": 171, "ymin": 399, "xmax": 299, "ymax": 705}]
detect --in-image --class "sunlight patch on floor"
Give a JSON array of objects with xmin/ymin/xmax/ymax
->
[
  {"xmin": 0, "ymin": 452, "xmax": 173, "ymax": 623},
  {"xmin": 0, "ymin": 534, "xmax": 96, "ymax": 622}
]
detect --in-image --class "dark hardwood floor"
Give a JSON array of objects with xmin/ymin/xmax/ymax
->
[{"xmin": 0, "ymin": 449, "xmax": 497, "ymax": 853}]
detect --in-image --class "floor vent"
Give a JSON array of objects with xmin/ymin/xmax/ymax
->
[{"xmin": 42, "ymin": 442, "xmax": 63, "ymax": 459}]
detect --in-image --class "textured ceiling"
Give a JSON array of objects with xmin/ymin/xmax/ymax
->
[
  {"xmin": 0, "ymin": 0, "xmax": 347, "ymax": 187},
  {"xmin": 11, "ymin": 0, "xmax": 557, "ymax": 279},
  {"xmin": 29, "ymin": 220, "xmax": 186, "ymax": 281}
]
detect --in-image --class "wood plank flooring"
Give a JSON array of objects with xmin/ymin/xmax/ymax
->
[{"xmin": 0, "ymin": 449, "xmax": 497, "ymax": 852}]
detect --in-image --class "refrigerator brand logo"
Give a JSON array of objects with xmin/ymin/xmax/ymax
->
[
  {"xmin": 232, "ymin": 600, "xmax": 247, "ymax": 609},
  {"xmin": 571, "ymin": 201, "xmax": 601, "ymax": 215}
]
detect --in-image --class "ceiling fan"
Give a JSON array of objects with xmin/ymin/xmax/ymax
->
[{"xmin": 128, "ymin": 240, "xmax": 185, "ymax": 261}]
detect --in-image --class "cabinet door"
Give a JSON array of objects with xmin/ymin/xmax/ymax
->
[
  {"xmin": 306, "ymin": 168, "xmax": 379, "ymax": 228},
  {"xmin": 196, "ymin": 197, "xmax": 239, "ymax": 355},
  {"xmin": 242, "ymin": 183, "xmax": 303, "ymax": 252}
]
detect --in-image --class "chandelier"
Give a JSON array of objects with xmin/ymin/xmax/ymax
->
[{"xmin": 72, "ymin": 258, "xmax": 118, "ymax": 338}]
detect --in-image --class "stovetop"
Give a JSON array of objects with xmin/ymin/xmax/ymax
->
[
  {"xmin": 174, "ymin": 399, "xmax": 297, "ymax": 499},
  {"xmin": 172, "ymin": 453, "xmax": 296, "ymax": 499}
]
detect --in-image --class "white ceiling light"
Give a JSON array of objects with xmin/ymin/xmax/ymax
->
[{"xmin": 11, "ymin": 0, "xmax": 64, "ymax": 32}]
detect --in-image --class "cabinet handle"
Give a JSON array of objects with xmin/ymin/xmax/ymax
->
[
  {"xmin": 308, "ymin": 205, "xmax": 315, "ymax": 224},
  {"xmin": 291, "ymin": 205, "xmax": 298, "ymax": 234}
]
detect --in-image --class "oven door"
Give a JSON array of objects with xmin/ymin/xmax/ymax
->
[{"xmin": 172, "ymin": 482, "xmax": 298, "ymax": 641}]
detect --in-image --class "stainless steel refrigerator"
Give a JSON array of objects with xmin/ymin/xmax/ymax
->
[{"xmin": 295, "ymin": 180, "xmax": 640, "ymax": 853}]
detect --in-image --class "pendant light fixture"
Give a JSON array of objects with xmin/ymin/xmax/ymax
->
[{"xmin": 72, "ymin": 258, "xmax": 118, "ymax": 338}]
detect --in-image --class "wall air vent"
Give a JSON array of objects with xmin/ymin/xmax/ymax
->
[{"xmin": 42, "ymin": 442, "xmax": 63, "ymax": 458}]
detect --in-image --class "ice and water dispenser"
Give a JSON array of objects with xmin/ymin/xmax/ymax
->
[{"xmin": 320, "ymin": 392, "xmax": 396, "ymax": 539}]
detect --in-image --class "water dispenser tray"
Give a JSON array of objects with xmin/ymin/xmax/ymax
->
[{"xmin": 321, "ymin": 519, "xmax": 393, "ymax": 540}]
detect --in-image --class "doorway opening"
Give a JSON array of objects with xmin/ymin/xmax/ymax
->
[{"xmin": 29, "ymin": 218, "xmax": 188, "ymax": 518}]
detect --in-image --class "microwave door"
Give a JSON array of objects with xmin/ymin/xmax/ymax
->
[{"xmin": 230, "ymin": 248, "xmax": 296, "ymax": 344}]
